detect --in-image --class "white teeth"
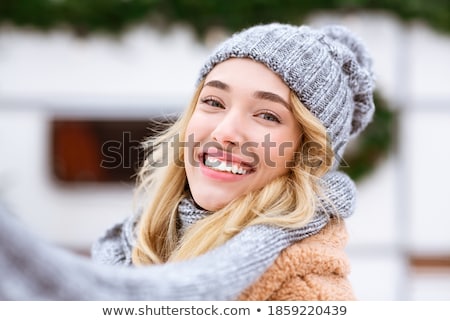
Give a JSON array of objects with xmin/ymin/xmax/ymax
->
[{"xmin": 204, "ymin": 156, "xmax": 248, "ymax": 175}]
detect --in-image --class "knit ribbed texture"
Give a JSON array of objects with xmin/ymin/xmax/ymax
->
[
  {"xmin": 198, "ymin": 23, "xmax": 375, "ymax": 162},
  {"xmin": 1, "ymin": 171, "xmax": 353, "ymax": 300}
]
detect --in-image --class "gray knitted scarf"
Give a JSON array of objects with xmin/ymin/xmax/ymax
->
[{"xmin": 0, "ymin": 171, "xmax": 355, "ymax": 300}]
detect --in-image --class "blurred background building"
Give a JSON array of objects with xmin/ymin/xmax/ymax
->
[{"xmin": 0, "ymin": 1, "xmax": 449, "ymax": 300}]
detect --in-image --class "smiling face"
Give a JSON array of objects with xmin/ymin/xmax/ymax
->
[{"xmin": 184, "ymin": 58, "xmax": 302, "ymax": 211}]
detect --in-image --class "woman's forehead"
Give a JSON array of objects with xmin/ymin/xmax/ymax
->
[{"xmin": 203, "ymin": 58, "xmax": 290, "ymax": 97}]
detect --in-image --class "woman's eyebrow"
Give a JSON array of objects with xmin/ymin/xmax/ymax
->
[
  {"xmin": 203, "ymin": 81, "xmax": 290, "ymax": 109},
  {"xmin": 203, "ymin": 80, "xmax": 230, "ymax": 91},
  {"xmin": 254, "ymin": 91, "xmax": 290, "ymax": 109}
]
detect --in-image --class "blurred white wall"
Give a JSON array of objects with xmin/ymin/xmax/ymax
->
[{"xmin": 1, "ymin": 12, "xmax": 449, "ymax": 300}]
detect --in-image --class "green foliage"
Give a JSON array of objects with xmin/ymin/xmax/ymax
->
[
  {"xmin": 0, "ymin": 0, "xmax": 448, "ymax": 37},
  {"xmin": 340, "ymin": 91, "xmax": 396, "ymax": 181}
]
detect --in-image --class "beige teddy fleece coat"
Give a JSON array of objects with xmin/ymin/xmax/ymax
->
[{"xmin": 238, "ymin": 218, "xmax": 355, "ymax": 300}]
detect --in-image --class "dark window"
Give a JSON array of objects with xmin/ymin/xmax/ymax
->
[{"xmin": 51, "ymin": 117, "xmax": 175, "ymax": 183}]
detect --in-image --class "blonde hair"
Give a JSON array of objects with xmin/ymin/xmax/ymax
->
[{"xmin": 132, "ymin": 84, "xmax": 333, "ymax": 265}]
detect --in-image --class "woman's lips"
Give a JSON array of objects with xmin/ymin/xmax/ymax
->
[
  {"xmin": 200, "ymin": 151, "xmax": 255, "ymax": 172},
  {"xmin": 203, "ymin": 155, "xmax": 251, "ymax": 175}
]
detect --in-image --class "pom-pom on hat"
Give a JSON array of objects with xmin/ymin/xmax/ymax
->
[{"xmin": 197, "ymin": 23, "xmax": 375, "ymax": 162}]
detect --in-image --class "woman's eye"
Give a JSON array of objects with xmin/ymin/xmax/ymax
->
[
  {"xmin": 201, "ymin": 97, "xmax": 224, "ymax": 108},
  {"xmin": 257, "ymin": 112, "xmax": 281, "ymax": 123}
]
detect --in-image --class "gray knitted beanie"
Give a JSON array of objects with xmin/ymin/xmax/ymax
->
[{"xmin": 198, "ymin": 23, "xmax": 375, "ymax": 161}]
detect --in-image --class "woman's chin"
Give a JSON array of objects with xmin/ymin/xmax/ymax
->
[{"xmin": 190, "ymin": 193, "xmax": 230, "ymax": 212}]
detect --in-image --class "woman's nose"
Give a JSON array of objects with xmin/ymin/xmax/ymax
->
[{"xmin": 211, "ymin": 109, "xmax": 246, "ymax": 147}]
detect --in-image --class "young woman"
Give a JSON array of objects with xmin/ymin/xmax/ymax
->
[{"xmin": 0, "ymin": 23, "xmax": 374, "ymax": 300}]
